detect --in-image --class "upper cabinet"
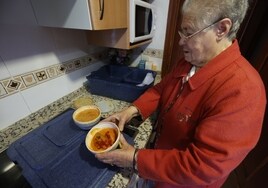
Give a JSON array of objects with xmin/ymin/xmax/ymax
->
[
  {"xmin": 30, "ymin": 0, "xmax": 127, "ymax": 30},
  {"xmin": 86, "ymin": 28, "xmax": 152, "ymax": 50},
  {"xmin": 86, "ymin": 0, "xmax": 156, "ymax": 49},
  {"xmin": 30, "ymin": 0, "xmax": 155, "ymax": 49}
]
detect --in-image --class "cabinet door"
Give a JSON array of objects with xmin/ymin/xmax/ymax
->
[
  {"xmin": 86, "ymin": 0, "xmax": 151, "ymax": 49},
  {"xmin": 89, "ymin": 0, "xmax": 127, "ymax": 30}
]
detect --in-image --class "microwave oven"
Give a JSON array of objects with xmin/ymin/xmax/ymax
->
[{"xmin": 129, "ymin": 0, "xmax": 156, "ymax": 43}]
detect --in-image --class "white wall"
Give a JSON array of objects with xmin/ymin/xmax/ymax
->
[
  {"xmin": 0, "ymin": 0, "xmax": 169, "ymax": 130},
  {"xmin": 0, "ymin": 0, "xmax": 106, "ymax": 130},
  {"xmin": 148, "ymin": 0, "xmax": 170, "ymax": 50},
  {"xmin": 130, "ymin": 0, "xmax": 170, "ymax": 71}
]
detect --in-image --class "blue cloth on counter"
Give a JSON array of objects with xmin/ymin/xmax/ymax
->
[{"xmin": 7, "ymin": 108, "xmax": 133, "ymax": 188}]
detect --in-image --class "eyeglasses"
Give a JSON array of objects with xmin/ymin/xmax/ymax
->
[{"xmin": 178, "ymin": 19, "xmax": 222, "ymax": 41}]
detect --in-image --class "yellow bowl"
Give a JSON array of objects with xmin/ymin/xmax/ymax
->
[
  {"xmin": 85, "ymin": 122, "xmax": 120, "ymax": 154},
  {"xmin": 72, "ymin": 105, "xmax": 101, "ymax": 130}
]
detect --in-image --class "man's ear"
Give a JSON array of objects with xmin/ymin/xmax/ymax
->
[{"xmin": 216, "ymin": 18, "xmax": 232, "ymax": 39}]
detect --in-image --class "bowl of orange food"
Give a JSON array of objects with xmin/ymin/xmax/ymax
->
[
  {"xmin": 85, "ymin": 122, "xmax": 120, "ymax": 154},
  {"xmin": 72, "ymin": 105, "xmax": 101, "ymax": 130}
]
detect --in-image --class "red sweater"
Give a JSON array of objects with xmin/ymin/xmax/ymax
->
[{"xmin": 133, "ymin": 40, "xmax": 266, "ymax": 188}]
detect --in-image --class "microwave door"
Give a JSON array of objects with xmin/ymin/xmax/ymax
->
[
  {"xmin": 129, "ymin": 0, "xmax": 156, "ymax": 43},
  {"xmin": 136, "ymin": 6, "xmax": 151, "ymax": 37}
]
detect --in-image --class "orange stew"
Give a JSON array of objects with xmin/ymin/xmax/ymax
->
[
  {"xmin": 91, "ymin": 128, "xmax": 117, "ymax": 151},
  {"xmin": 75, "ymin": 109, "xmax": 99, "ymax": 122}
]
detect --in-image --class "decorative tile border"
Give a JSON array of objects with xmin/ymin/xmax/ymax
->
[
  {"xmin": 0, "ymin": 51, "xmax": 107, "ymax": 99},
  {"xmin": 143, "ymin": 48, "xmax": 163, "ymax": 59},
  {"xmin": 0, "ymin": 48, "xmax": 162, "ymax": 99}
]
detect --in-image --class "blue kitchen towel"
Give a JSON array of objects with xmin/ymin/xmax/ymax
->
[
  {"xmin": 7, "ymin": 108, "xmax": 134, "ymax": 188},
  {"xmin": 43, "ymin": 109, "xmax": 85, "ymax": 146},
  {"xmin": 11, "ymin": 109, "xmax": 85, "ymax": 170},
  {"xmin": 41, "ymin": 141, "xmax": 118, "ymax": 188}
]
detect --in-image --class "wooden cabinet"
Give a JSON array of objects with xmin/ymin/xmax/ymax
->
[
  {"xmin": 30, "ymin": 0, "xmax": 151, "ymax": 49},
  {"xmin": 30, "ymin": 0, "xmax": 127, "ymax": 30},
  {"xmin": 88, "ymin": 0, "xmax": 127, "ymax": 30},
  {"xmin": 86, "ymin": 28, "xmax": 152, "ymax": 49},
  {"xmin": 86, "ymin": 1, "xmax": 152, "ymax": 49}
]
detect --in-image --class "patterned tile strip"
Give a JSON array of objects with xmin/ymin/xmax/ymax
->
[
  {"xmin": 143, "ymin": 48, "xmax": 163, "ymax": 59},
  {"xmin": 0, "ymin": 51, "xmax": 107, "ymax": 99},
  {"xmin": 0, "ymin": 48, "xmax": 162, "ymax": 99}
]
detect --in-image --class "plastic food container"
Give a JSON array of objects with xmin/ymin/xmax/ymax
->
[{"xmin": 86, "ymin": 65, "xmax": 156, "ymax": 102}]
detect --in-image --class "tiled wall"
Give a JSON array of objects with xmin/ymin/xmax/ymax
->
[
  {"xmin": 0, "ymin": 45, "xmax": 163, "ymax": 131},
  {"xmin": 0, "ymin": 0, "xmax": 107, "ymax": 130},
  {"xmin": 143, "ymin": 48, "xmax": 163, "ymax": 59},
  {"xmin": 0, "ymin": 52, "xmax": 106, "ymax": 100},
  {"xmin": 0, "ymin": 0, "xmax": 169, "ymax": 130},
  {"xmin": 130, "ymin": 48, "xmax": 164, "ymax": 71},
  {"xmin": 0, "ymin": 48, "xmax": 163, "ymax": 101}
]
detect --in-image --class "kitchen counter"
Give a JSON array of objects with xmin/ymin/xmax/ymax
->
[{"xmin": 0, "ymin": 76, "xmax": 160, "ymax": 187}]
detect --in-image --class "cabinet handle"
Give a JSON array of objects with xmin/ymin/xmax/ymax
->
[{"xmin": 99, "ymin": 0, "xmax": 104, "ymax": 20}]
